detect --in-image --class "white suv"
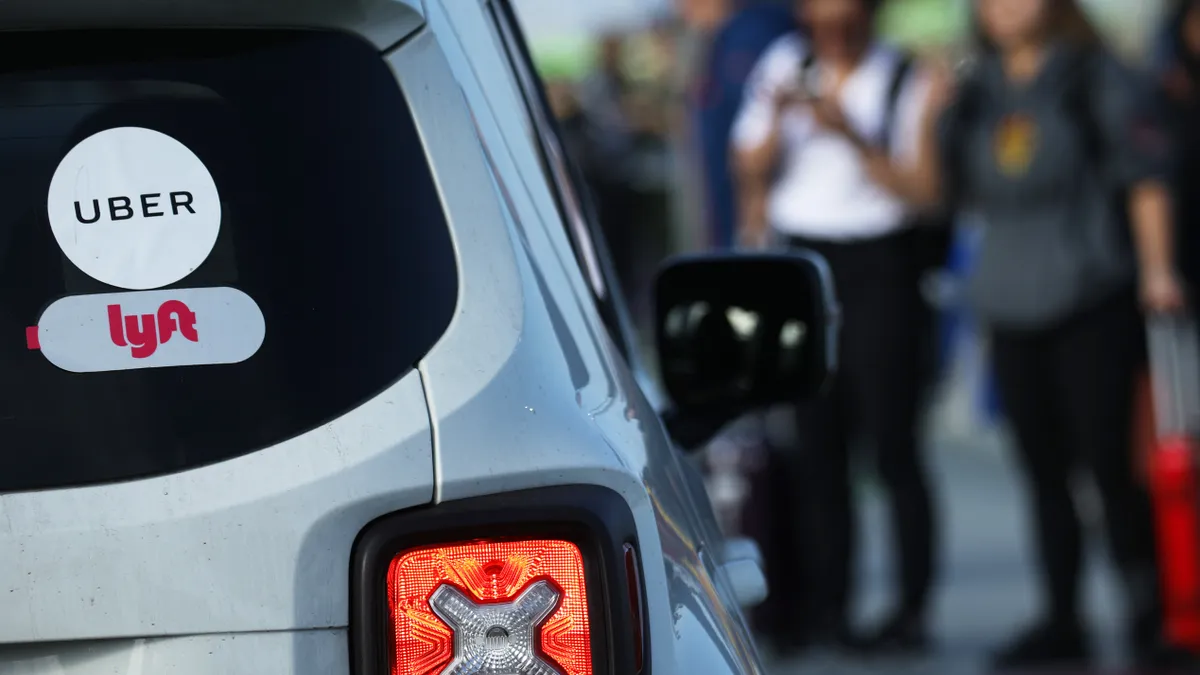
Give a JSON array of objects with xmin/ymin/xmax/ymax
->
[{"xmin": 0, "ymin": 1, "xmax": 837, "ymax": 674}]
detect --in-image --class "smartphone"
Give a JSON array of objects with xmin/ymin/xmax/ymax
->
[{"xmin": 794, "ymin": 60, "xmax": 820, "ymax": 102}]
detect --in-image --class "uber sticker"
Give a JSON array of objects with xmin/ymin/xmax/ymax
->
[
  {"xmin": 27, "ymin": 287, "xmax": 265, "ymax": 373},
  {"xmin": 46, "ymin": 126, "xmax": 222, "ymax": 290}
]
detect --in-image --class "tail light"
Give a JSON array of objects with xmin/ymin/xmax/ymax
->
[
  {"xmin": 387, "ymin": 539, "xmax": 592, "ymax": 675},
  {"xmin": 351, "ymin": 486, "xmax": 647, "ymax": 675},
  {"xmin": 622, "ymin": 544, "xmax": 644, "ymax": 672}
]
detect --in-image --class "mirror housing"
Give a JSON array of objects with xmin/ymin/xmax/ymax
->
[{"xmin": 654, "ymin": 250, "xmax": 839, "ymax": 450}]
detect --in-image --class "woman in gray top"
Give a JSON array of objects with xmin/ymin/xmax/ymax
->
[{"xmin": 939, "ymin": 0, "xmax": 1188, "ymax": 669}]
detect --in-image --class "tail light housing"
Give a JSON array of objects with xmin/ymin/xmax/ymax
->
[{"xmin": 351, "ymin": 486, "xmax": 647, "ymax": 675}]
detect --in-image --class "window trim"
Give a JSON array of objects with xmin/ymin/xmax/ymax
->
[
  {"xmin": 486, "ymin": 2, "xmax": 605, "ymax": 299},
  {"xmin": 483, "ymin": 0, "xmax": 642, "ymax": 364}
]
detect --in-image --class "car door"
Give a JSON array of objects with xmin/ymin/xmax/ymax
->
[{"xmin": 477, "ymin": 1, "xmax": 767, "ymax": 668}]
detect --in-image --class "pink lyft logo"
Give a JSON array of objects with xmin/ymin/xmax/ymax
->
[{"xmin": 107, "ymin": 300, "xmax": 199, "ymax": 358}]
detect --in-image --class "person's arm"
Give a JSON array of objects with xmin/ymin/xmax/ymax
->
[
  {"xmin": 874, "ymin": 66, "xmax": 952, "ymax": 208},
  {"xmin": 733, "ymin": 96, "xmax": 788, "ymax": 183},
  {"xmin": 735, "ymin": 171, "xmax": 771, "ymax": 246},
  {"xmin": 1130, "ymin": 182, "xmax": 1180, "ymax": 309},
  {"xmin": 727, "ymin": 14, "xmax": 796, "ymax": 173},
  {"xmin": 730, "ymin": 42, "xmax": 794, "ymax": 246},
  {"xmin": 723, "ymin": 16, "xmax": 795, "ymax": 248},
  {"xmin": 814, "ymin": 63, "xmax": 952, "ymax": 208},
  {"xmin": 733, "ymin": 93, "xmax": 797, "ymax": 247},
  {"xmin": 1098, "ymin": 54, "xmax": 1186, "ymax": 312}
]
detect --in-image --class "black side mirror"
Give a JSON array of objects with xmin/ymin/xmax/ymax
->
[{"xmin": 654, "ymin": 250, "xmax": 839, "ymax": 450}]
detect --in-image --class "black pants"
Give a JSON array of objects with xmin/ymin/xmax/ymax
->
[
  {"xmin": 783, "ymin": 229, "xmax": 936, "ymax": 630},
  {"xmin": 991, "ymin": 291, "xmax": 1161, "ymax": 632}
]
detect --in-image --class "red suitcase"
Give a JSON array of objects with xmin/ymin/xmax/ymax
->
[{"xmin": 1146, "ymin": 314, "xmax": 1200, "ymax": 650}]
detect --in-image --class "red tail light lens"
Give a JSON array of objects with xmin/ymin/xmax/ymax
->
[
  {"xmin": 386, "ymin": 538, "xmax": 593, "ymax": 675},
  {"xmin": 623, "ymin": 544, "xmax": 644, "ymax": 672}
]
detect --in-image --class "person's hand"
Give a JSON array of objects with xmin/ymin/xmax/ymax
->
[
  {"xmin": 812, "ymin": 98, "xmax": 872, "ymax": 152},
  {"xmin": 771, "ymin": 85, "xmax": 807, "ymax": 116},
  {"xmin": 861, "ymin": 149, "xmax": 893, "ymax": 186},
  {"xmin": 811, "ymin": 98, "xmax": 853, "ymax": 137},
  {"xmin": 1140, "ymin": 267, "xmax": 1188, "ymax": 314}
]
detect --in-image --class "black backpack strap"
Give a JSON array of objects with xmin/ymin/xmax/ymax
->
[
  {"xmin": 1075, "ymin": 49, "xmax": 1099, "ymax": 152},
  {"xmin": 939, "ymin": 65, "xmax": 985, "ymax": 208},
  {"xmin": 1064, "ymin": 47, "xmax": 1103, "ymax": 166},
  {"xmin": 880, "ymin": 51, "xmax": 915, "ymax": 153},
  {"xmin": 1062, "ymin": 47, "xmax": 1135, "ymax": 245}
]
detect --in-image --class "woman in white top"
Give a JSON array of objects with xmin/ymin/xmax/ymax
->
[{"xmin": 731, "ymin": 0, "xmax": 949, "ymax": 654}]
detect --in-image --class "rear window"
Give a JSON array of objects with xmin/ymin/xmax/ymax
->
[{"xmin": 0, "ymin": 30, "xmax": 457, "ymax": 492}]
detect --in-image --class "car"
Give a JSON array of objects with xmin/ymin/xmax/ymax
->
[{"xmin": 0, "ymin": 1, "xmax": 838, "ymax": 674}]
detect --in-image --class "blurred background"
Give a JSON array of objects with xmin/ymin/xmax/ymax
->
[{"xmin": 507, "ymin": 0, "xmax": 1191, "ymax": 673}]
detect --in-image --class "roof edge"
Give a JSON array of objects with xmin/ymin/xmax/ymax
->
[{"xmin": 0, "ymin": 0, "xmax": 425, "ymax": 50}]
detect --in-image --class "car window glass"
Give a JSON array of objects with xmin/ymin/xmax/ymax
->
[{"xmin": 0, "ymin": 30, "xmax": 456, "ymax": 493}]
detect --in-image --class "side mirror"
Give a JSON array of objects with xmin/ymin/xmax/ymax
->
[{"xmin": 654, "ymin": 250, "xmax": 839, "ymax": 450}]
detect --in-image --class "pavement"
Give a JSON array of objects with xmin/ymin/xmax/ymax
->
[{"xmin": 759, "ymin": 426, "xmax": 1157, "ymax": 675}]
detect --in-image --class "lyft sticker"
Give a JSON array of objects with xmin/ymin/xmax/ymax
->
[
  {"xmin": 46, "ymin": 127, "xmax": 222, "ymax": 290},
  {"xmin": 28, "ymin": 287, "xmax": 265, "ymax": 373}
]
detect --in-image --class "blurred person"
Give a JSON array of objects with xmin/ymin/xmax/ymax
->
[
  {"xmin": 579, "ymin": 32, "xmax": 675, "ymax": 331},
  {"xmin": 547, "ymin": 79, "xmax": 584, "ymax": 155},
  {"xmin": 579, "ymin": 33, "xmax": 636, "ymax": 143},
  {"xmin": 678, "ymin": 0, "xmax": 794, "ymax": 250},
  {"xmin": 616, "ymin": 26, "xmax": 676, "ymax": 140},
  {"xmin": 938, "ymin": 0, "xmax": 1189, "ymax": 668},
  {"xmin": 575, "ymin": 34, "xmax": 642, "ymax": 304},
  {"xmin": 731, "ymin": 0, "xmax": 949, "ymax": 654}
]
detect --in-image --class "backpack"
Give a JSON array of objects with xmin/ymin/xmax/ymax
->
[
  {"xmin": 945, "ymin": 48, "xmax": 1137, "ymax": 260},
  {"xmin": 945, "ymin": 48, "xmax": 1110, "ymax": 208},
  {"xmin": 942, "ymin": 48, "xmax": 1139, "ymax": 327}
]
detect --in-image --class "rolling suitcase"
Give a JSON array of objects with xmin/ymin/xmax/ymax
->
[{"xmin": 1146, "ymin": 313, "xmax": 1200, "ymax": 650}]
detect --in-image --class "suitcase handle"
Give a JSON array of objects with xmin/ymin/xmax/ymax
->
[{"xmin": 1148, "ymin": 313, "xmax": 1200, "ymax": 439}]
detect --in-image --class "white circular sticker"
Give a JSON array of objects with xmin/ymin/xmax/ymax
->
[{"xmin": 47, "ymin": 126, "xmax": 221, "ymax": 290}]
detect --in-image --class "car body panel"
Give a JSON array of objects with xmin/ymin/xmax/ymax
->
[{"xmin": 0, "ymin": 371, "xmax": 432, "ymax": 643}]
